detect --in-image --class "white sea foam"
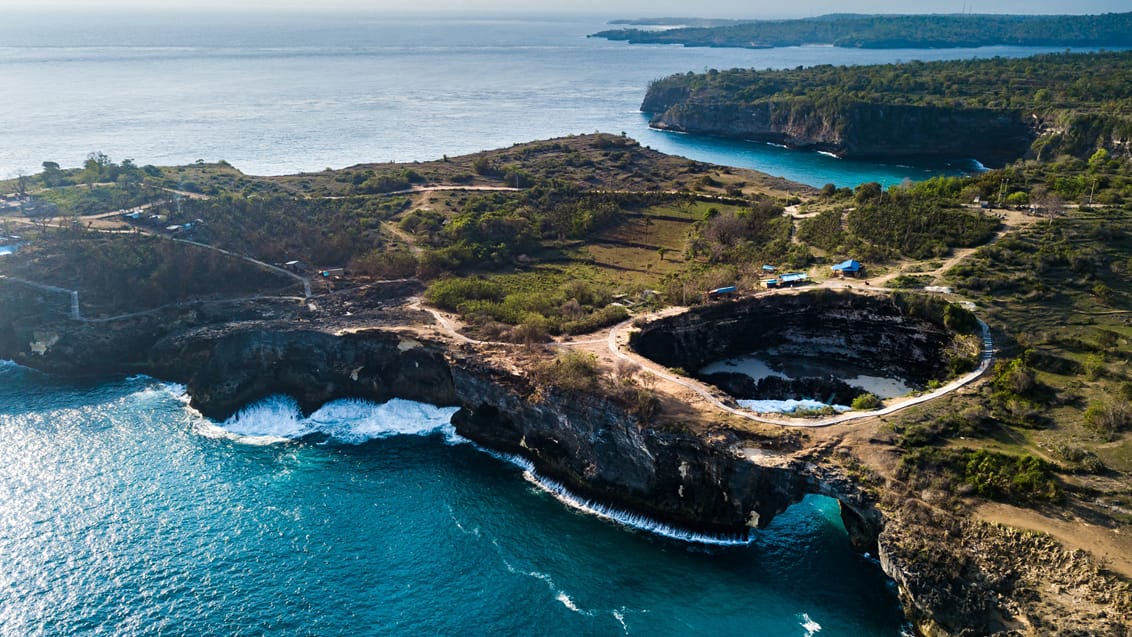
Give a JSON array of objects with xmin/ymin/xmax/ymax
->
[
  {"xmin": 213, "ymin": 395, "xmax": 461, "ymax": 445},
  {"xmin": 481, "ymin": 449, "xmax": 752, "ymax": 546},
  {"xmin": 128, "ymin": 378, "xmax": 189, "ymax": 403},
  {"xmin": 739, "ymin": 399, "xmax": 851, "ymax": 414},
  {"xmin": 556, "ymin": 591, "xmax": 581, "ymax": 613},
  {"xmin": 700, "ymin": 355, "xmax": 783, "ymax": 383},
  {"xmin": 799, "ymin": 612, "xmax": 822, "ymax": 636},
  {"xmin": 613, "ymin": 609, "xmax": 629, "ymax": 634}
]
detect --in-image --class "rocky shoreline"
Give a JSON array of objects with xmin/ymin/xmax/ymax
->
[{"xmin": 1, "ymin": 285, "xmax": 1128, "ymax": 635}]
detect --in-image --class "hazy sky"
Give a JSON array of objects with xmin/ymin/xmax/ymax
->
[{"xmin": 1, "ymin": 0, "xmax": 1127, "ymax": 17}]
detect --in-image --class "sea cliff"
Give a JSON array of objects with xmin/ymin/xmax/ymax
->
[
  {"xmin": 642, "ymin": 92, "xmax": 1033, "ymax": 166},
  {"xmin": 1, "ymin": 287, "xmax": 1127, "ymax": 635}
]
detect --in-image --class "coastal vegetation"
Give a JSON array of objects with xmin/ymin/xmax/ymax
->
[{"xmin": 594, "ymin": 12, "xmax": 1132, "ymax": 49}]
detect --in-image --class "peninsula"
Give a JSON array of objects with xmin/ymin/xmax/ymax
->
[
  {"xmin": 2, "ymin": 133, "xmax": 1130, "ymax": 635},
  {"xmin": 641, "ymin": 50, "xmax": 1132, "ymax": 166},
  {"xmin": 592, "ymin": 12, "xmax": 1132, "ymax": 49}
]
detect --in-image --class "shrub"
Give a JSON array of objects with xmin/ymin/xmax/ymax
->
[
  {"xmin": 540, "ymin": 351, "xmax": 602, "ymax": 393},
  {"xmin": 965, "ymin": 450, "xmax": 1062, "ymax": 503},
  {"xmin": 1084, "ymin": 400, "xmax": 1131, "ymax": 440},
  {"xmin": 851, "ymin": 393, "xmax": 882, "ymax": 411},
  {"xmin": 425, "ymin": 277, "xmax": 504, "ymax": 311},
  {"xmin": 561, "ymin": 305, "xmax": 629, "ymax": 335}
]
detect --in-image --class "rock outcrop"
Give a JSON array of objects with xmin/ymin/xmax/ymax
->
[
  {"xmin": 878, "ymin": 502, "xmax": 1132, "ymax": 636},
  {"xmin": 151, "ymin": 323, "xmax": 837, "ymax": 537}
]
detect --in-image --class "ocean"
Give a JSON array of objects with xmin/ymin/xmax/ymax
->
[
  {"xmin": 0, "ymin": 11, "xmax": 1102, "ymax": 187},
  {"xmin": 0, "ymin": 363, "xmax": 907, "ymax": 636},
  {"xmin": 0, "ymin": 12, "xmax": 1096, "ymax": 635}
]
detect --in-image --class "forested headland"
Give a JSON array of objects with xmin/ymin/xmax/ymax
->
[
  {"xmin": 643, "ymin": 51, "xmax": 1132, "ymax": 164},
  {"xmin": 593, "ymin": 12, "xmax": 1132, "ymax": 49}
]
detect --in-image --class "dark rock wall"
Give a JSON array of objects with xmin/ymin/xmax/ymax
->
[
  {"xmin": 151, "ymin": 327, "xmax": 460, "ymax": 420},
  {"xmin": 148, "ymin": 324, "xmax": 823, "ymax": 535},
  {"xmin": 450, "ymin": 358, "xmax": 817, "ymax": 534},
  {"xmin": 631, "ymin": 291, "xmax": 953, "ymax": 386},
  {"xmin": 642, "ymin": 90, "xmax": 1034, "ymax": 166}
]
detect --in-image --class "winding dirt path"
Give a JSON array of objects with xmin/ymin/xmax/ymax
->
[{"xmin": 599, "ymin": 304, "xmax": 993, "ymax": 429}]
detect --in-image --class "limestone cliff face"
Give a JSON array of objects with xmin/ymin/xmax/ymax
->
[
  {"xmin": 448, "ymin": 357, "xmax": 823, "ymax": 535},
  {"xmin": 5, "ymin": 303, "xmax": 1126, "ymax": 635},
  {"xmin": 148, "ymin": 324, "xmax": 829, "ymax": 536},
  {"xmin": 149, "ymin": 326, "xmax": 459, "ymax": 419},
  {"xmin": 642, "ymin": 88, "xmax": 1035, "ymax": 166}
]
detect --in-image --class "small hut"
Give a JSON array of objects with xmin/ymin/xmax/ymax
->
[{"xmin": 831, "ymin": 259, "xmax": 863, "ymax": 278}]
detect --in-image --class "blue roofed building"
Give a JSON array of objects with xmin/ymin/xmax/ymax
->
[{"xmin": 831, "ymin": 259, "xmax": 863, "ymax": 278}]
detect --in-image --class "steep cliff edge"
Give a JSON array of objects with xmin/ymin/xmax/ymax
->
[
  {"xmin": 149, "ymin": 323, "xmax": 848, "ymax": 538},
  {"xmin": 2, "ymin": 295, "xmax": 1128, "ymax": 635},
  {"xmin": 640, "ymin": 52, "xmax": 1132, "ymax": 167},
  {"xmin": 643, "ymin": 91, "xmax": 1033, "ymax": 166}
]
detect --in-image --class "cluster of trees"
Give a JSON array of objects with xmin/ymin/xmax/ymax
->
[
  {"xmin": 896, "ymin": 446, "xmax": 1062, "ymax": 504},
  {"xmin": 36, "ymin": 152, "xmax": 161, "ymax": 191},
  {"xmin": 798, "ymin": 180, "xmax": 999, "ymax": 261},
  {"xmin": 596, "ymin": 12, "xmax": 1132, "ymax": 49},
  {"xmin": 27, "ymin": 153, "xmax": 164, "ymax": 215},
  {"xmin": 686, "ymin": 199, "xmax": 794, "ymax": 264},
  {"xmin": 176, "ymin": 194, "xmax": 392, "ymax": 266},
  {"xmin": 424, "ymin": 275, "xmax": 628, "ymax": 338}
]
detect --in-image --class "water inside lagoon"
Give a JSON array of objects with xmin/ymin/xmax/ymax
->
[{"xmin": 701, "ymin": 354, "xmax": 917, "ymax": 414}]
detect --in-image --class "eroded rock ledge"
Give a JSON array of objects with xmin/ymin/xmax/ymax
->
[{"xmin": 153, "ymin": 323, "xmax": 861, "ymax": 539}]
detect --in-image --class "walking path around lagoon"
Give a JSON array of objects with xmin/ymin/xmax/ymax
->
[
  {"xmin": 601, "ymin": 292, "xmax": 995, "ymax": 428},
  {"xmin": 409, "ymin": 283, "xmax": 996, "ymax": 429}
]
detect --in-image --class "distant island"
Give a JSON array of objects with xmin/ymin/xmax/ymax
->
[
  {"xmin": 642, "ymin": 50, "xmax": 1132, "ymax": 166},
  {"xmin": 592, "ymin": 12, "xmax": 1132, "ymax": 49}
]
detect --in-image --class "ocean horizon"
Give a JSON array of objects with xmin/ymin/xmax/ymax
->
[{"xmin": 0, "ymin": 11, "xmax": 1102, "ymax": 186}]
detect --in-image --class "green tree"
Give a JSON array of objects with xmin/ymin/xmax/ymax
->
[{"xmin": 41, "ymin": 161, "xmax": 64, "ymax": 187}]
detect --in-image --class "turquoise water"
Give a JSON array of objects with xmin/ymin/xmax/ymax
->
[
  {"xmin": 0, "ymin": 11, "xmax": 1108, "ymax": 187},
  {"xmin": 0, "ymin": 362, "xmax": 907, "ymax": 635}
]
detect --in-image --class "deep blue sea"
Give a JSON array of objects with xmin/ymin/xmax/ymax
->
[
  {"xmin": 0, "ymin": 362, "xmax": 907, "ymax": 636},
  {"xmin": 0, "ymin": 11, "xmax": 1107, "ymax": 186}
]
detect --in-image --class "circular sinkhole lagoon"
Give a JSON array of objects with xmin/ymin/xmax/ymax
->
[{"xmin": 630, "ymin": 290, "xmax": 981, "ymax": 414}]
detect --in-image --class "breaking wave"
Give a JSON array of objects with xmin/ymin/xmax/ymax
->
[
  {"xmin": 205, "ymin": 394, "xmax": 462, "ymax": 445},
  {"xmin": 799, "ymin": 612, "xmax": 822, "ymax": 636},
  {"xmin": 482, "ymin": 450, "xmax": 753, "ymax": 546}
]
